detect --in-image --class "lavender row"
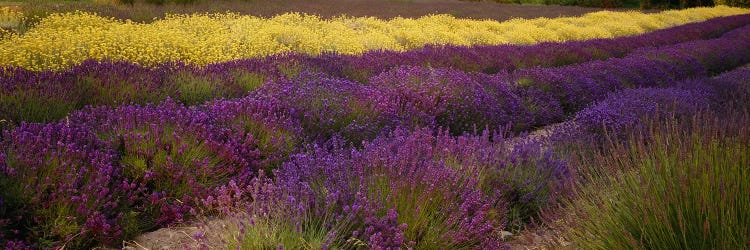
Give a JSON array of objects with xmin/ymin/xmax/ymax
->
[
  {"xmin": 202, "ymin": 67, "xmax": 750, "ymax": 249},
  {"xmin": 3, "ymin": 20, "xmax": 750, "ymax": 145},
  {"xmin": 573, "ymin": 66, "xmax": 750, "ymax": 140},
  {"xmin": 2, "ymin": 60, "xmax": 749, "ymax": 248},
  {"xmin": 3, "ymin": 14, "xmax": 750, "ymax": 124},
  {"xmin": 365, "ymin": 22, "xmax": 750, "ymax": 135},
  {"xmin": 240, "ymin": 27, "xmax": 748, "ymax": 145},
  {"xmin": 0, "ymin": 97, "xmax": 302, "ymax": 249},
  {"xmin": 323, "ymin": 13, "xmax": 750, "ymax": 81}
]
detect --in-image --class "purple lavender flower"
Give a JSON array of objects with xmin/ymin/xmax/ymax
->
[{"xmin": 0, "ymin": 123, "xmax": 130, "ymax": 248}]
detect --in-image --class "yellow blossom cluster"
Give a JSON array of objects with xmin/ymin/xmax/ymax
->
[{"xmin": 1, "ymin": 6, "xmax": 747, "ymax": 71}]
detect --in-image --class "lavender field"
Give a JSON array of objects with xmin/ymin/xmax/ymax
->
[{"xmin": 1, "ymin": 3, "xmax": 750, "ymax": 249}]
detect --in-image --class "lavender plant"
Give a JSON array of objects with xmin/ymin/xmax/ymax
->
[
  {"xmin": 254, "ymin": 72, "xmax": 399, "ymax": 144},
  {"xmin": 370, "ymin": 66, "xmax": 504, "ymax": 135},
  {"xmin": 567, "ymin": 111, "xmax": 750, "ymax": 249},
  {"xmin": 574, "ymin": 86, "xmax": 713, "ymax": 140},
  {"xmin": 0, "ymin": 123, "xmax": 132, "ymax": 249}
]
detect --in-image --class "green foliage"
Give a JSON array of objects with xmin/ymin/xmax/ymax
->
[
  {"xmin": 567, "ymin": 113, "xmax": 750, "ymax": 249},
  {"xmin": 233, "ymin": 71, "xmax": 266, "ymax": 93},
  {"xmin": 228, "ymin": 215, "xmax": 333, "ymax": 250},
  {"xmin": 0, "ymin": 89, "xmax": 77, "ymax": 123},
  {"xmin": 170, "ymin": 71, "xmax": 224, "ymax": 105},
  {"xmin": 716, "ymin": 0, "xmax": 750, "ymax": 7},
  {"xmin": 74, "ymin": 76, "xmax": 166, "ymax": 107}
]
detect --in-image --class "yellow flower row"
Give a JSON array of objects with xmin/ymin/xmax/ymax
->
[{"xmin": 1, "ymin": 6, "xmax": 748, "ymax": 71}]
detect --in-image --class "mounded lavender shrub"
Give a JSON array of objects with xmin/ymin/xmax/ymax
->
[
  {"xmin": 67, "ymin": 97, "xmax": 300, "ymax": 228},
  {"xmin": 209, "ymin": 127, "xmax": 573, "ymax": 249},
  {"xmin": 574, "ymin": 87, "xmax": 714, "ymax": 139},
  {"xmin": 0, "ymin": 94, "xmax": 303, "ymax": 248},
  {"xmin": 198, "ymin": 96, "xmax": 303, "ymax": 171},
  {"xmin": 0, "ymin": 67, "xmax": 79, "ymax": 124},
  {"xmin": 257, "ymin": 128, "xmax": 507, "ymax": 249},
  {"xmin": 254, "ymin": 72, "xmax": 400, "ymax": 144},
  {"xmin": 0, "ymin": 123, "xmax": 132, "ymax": 249},
  {"xmin": 679, "ymin": 66, "xmax": 750, "ymax": 114},
  {"xmin": 370, "ymin": 66, "xmax": 504, "ymax": 135}
]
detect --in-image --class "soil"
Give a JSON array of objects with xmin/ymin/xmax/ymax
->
[{"xmin": 103, "ymin": 218, "xmax": 577, "ymax": 249}]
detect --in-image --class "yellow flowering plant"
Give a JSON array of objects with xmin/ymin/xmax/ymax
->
[{"xmin": 0, "ymin": 6, "xmax": 747, "ymax": 71}]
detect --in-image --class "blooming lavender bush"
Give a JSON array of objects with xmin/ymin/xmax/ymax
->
[
  {"xmin": 67, "ymin": 98, "xmax": 300, "ymax": 230},
  {"xmin": 198, "ymin": 96, "xmax": 303, "ymax": 170},
  {"xmin": 248, "ymin": 129, "xmax": 507, "ymax": 249},
  {"xmin": 574, "ymin": 87, "xmax": 713, "ymax": 140},
  {"xmin": 704, "ymin": 67, "xmax": 750, "ymax": 112},
  {"xmin": 207, "ymin": 126, "xmax": 575, "ymax": 248},
  {"xmin": 71, "ymin": 100, "xmax": 251, "ymax": 228},
  {"xmin": 254, "ymin": 72, "xmax": 400, "ymax": 144},
  {"xmin": 0, "ymin": 123, "xmax": 131, "ymax": 249},
  {"xmin": 370, "ymin": 66, "xmax": 504, "ymax": 135}
]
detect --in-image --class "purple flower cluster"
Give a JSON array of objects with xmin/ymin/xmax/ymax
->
[
  {"xmin": 705, "ymin": 67, "xmax": 750, "ymax": 110},
  {"xmin": 574, "ymin": 86, "xmax": 713, "ymax": 138},
  {"xmin": 1, "ymin": 97, "xmax": 300, "ymax": 248},
  {"xmin": 0, "ymin": 123, "xmax": 129, "ymax": 248},
  {"xmin": 242, "ymin": 128, "xmax": 572, "ymax": 248},
  {"xmin": 573, "ymin": 65, "xmax": 750, "ymax": 140},
  {"xmin": 253, "ymin": 72, "xmax": 399, "ymax": 144},
  {"xmin": 370, "ymin": 66, "xmax": 504, "ymax": 135}
]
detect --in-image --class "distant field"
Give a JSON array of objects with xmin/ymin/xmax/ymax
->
[
  {"xmin": 0, "ymin": 0, "xmax": 626, "ymax": 22},
  {"xmin": 4, "ymin": 6, "xmax": 739, "ymax": 71}
]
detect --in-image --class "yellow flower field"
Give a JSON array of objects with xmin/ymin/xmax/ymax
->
[{"xmin": 0, "ymin": 6, "xmax": 747, "ymax": 71}]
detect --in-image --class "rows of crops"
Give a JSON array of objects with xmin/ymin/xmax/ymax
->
[
  {"xmin": 1, "ymin": 7, "xmax": 750, "ymax": 249},
  {"xmin": 0, "ymin": 6, "xmax": 748, "ymax": 70}
]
